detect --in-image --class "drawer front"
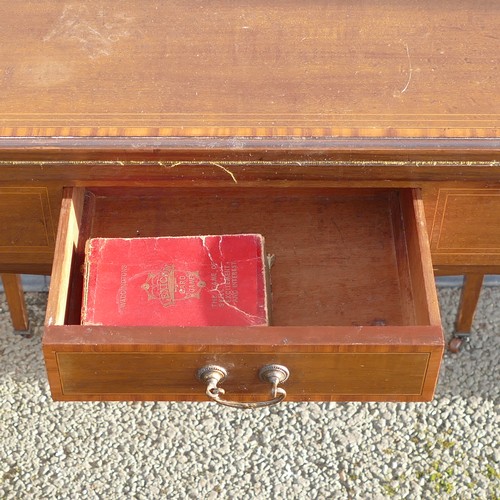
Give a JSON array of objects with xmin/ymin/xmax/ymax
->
[
  {"xmin": 54, "ymin": 353, "xmax": 429, "ymax": 400},
  {"xmin": 0, "ymin": 186, "xmax": 56, "ymax": 269},
  {"xmin": 430, "ymin": 188, "xmax": 500, "ymax": 265},
  {"xmin": 43, "ymin": 326, "xmax": 442, "ymax": 402},
  {"xmin": 43, "ymin": 187, "xmax": 443, "ymax": 404}
]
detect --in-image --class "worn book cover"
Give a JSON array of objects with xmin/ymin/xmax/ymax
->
[{"xmin": 81, "ymin": 234, "xmax": 270, "ymax": 326}]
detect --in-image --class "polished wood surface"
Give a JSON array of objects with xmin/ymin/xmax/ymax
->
[
  {"xmin": 455, "ymin": 274, "xmax": 485, "ymax": 333},
  {"xmin": 0, "ymin": 186, "xmax": 56, "ymax": 269},
  {"xmin": 42, "ymin": 187, "xmax": 443, "ymax": 401},
  {"xmin": 45, "ymin": 187, "xmax": 85, "ymax": 327},
  {"xmin": 429, "ymin": 188, "xmax": 500, "ymax": 266},
  {"xmin": 0, "ymin": 1, "xmax": 498, "ymax": 396},
  {"xmin": 1, "ymin": 274, "xmax": 29, "ymax": 331},
  {"xmin": 58, "ymin": 351, "xmax": 430, "ymax": 397},
  {"xmin": 0, "ymin": 0, "xmax": 498, "ymax": 140},
  {"xmin": 43, "ymin": 324, "xmax": 443, "ymax": 402},
  {"xmin": 78, "ymin": 187, "xmax": 435, "ymax": 327}
]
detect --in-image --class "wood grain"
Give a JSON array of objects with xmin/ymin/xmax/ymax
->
[
  {"xmin": 42, "ymin": 186, "xmax": 444, "ymax": 401},
  {"xmin": 82, "ymin": 187, "xmax": 414, "ymax": 327},
  {"xmin": 399, "ymin": 189, "xmax": 441, "ymax": 326},
  {"xmin": 54, "ymin": 352, "xmax": 430, "ymax": 401},
  {"xmin": 455, "ymin": 274, "xmax": 485, "ymax": 333},
  {"xmin": 0, "ymin": 141, "xmax": 499, "ymax": 162},
  {"xmin": 0, "ymin": 273, "xmax": 29, "ymax": 331},
  {"xmin": 0, "ymin": 0, "xmax": 496, "ymax": 368},
  {"xmin": 430, "ymin": 188, "xmax": 500, "ymax": 266},
  {"xmin": 43, "ymin": 324, "xmax": 443, "ymax": 402},
  {"xmin": 0, "ymin": 187, "xmax": 55, "ymax": 251},
  {"xmin": 45, "ymin": 187, "xmax": 85, "ymax": 326},
  {"xmin": 0, "ymin": 0, "xmax": 498, "ymax": 139}
]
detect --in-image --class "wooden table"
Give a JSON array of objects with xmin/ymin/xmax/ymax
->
[{"xmin": 0, "ymin": 1, "xmax": 498, "ymax": 403}]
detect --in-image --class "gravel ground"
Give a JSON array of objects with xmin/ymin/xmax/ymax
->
[{"xmin": 0, "ymin": 288, "xmax": 499, "ymax": 499}]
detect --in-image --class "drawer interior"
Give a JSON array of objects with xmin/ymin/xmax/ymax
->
[{"xmin": 58, "ymin": 187, "xmax": 435, "ymax": 328}]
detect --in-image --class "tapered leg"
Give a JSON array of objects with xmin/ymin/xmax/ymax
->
[
  {"xmin": 456, "ymin": 274, "xmax": 484, "ymax": 333},
  {"xmin": 1, "ymin": 273, "xmax": 29, "ymax": 331},
  {"xmin": 448, "ymin": 274, "xmax": 484, "ymax": 353}
]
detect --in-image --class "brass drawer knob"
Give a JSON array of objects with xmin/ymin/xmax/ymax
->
[{"xmin": 197, "ymin": 364, "xmax": 290, "ymax": 409}]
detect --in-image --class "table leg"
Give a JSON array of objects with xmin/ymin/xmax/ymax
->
[
  {"xmin": 1, "ymin": 273, "xmax": 29, "ymax": 331},
  {"xmin": 449, "ymin": 273, "xmax": 484, "ymax": 353}
]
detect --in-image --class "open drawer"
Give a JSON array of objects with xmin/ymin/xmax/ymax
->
[{"xmin": 43, "ymin": 187, "xmax": 443, "ymax": 403}]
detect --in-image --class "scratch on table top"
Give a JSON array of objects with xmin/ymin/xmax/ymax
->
[{"xmin": 400, "ymin": 43, "xmax": 413, "ymax": 94}]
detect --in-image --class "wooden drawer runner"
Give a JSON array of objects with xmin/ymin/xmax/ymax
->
[{"xmin": 43, "ymin": 187, "xmax": 443, "ymax": 403}]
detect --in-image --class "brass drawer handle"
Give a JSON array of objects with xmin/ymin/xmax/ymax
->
[{"xmin": 197, "ymin": 364, "xmax": 290, "ymax": 409}]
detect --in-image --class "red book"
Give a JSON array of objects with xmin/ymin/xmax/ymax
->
[{"xmin": 81, "ymin": 234, "xmax": 270, "ymax": 326}]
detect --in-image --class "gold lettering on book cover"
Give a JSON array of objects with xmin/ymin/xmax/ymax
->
[{"xmin": 141, "ymin": 265, "xmax": 206, "ymax": 307}]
